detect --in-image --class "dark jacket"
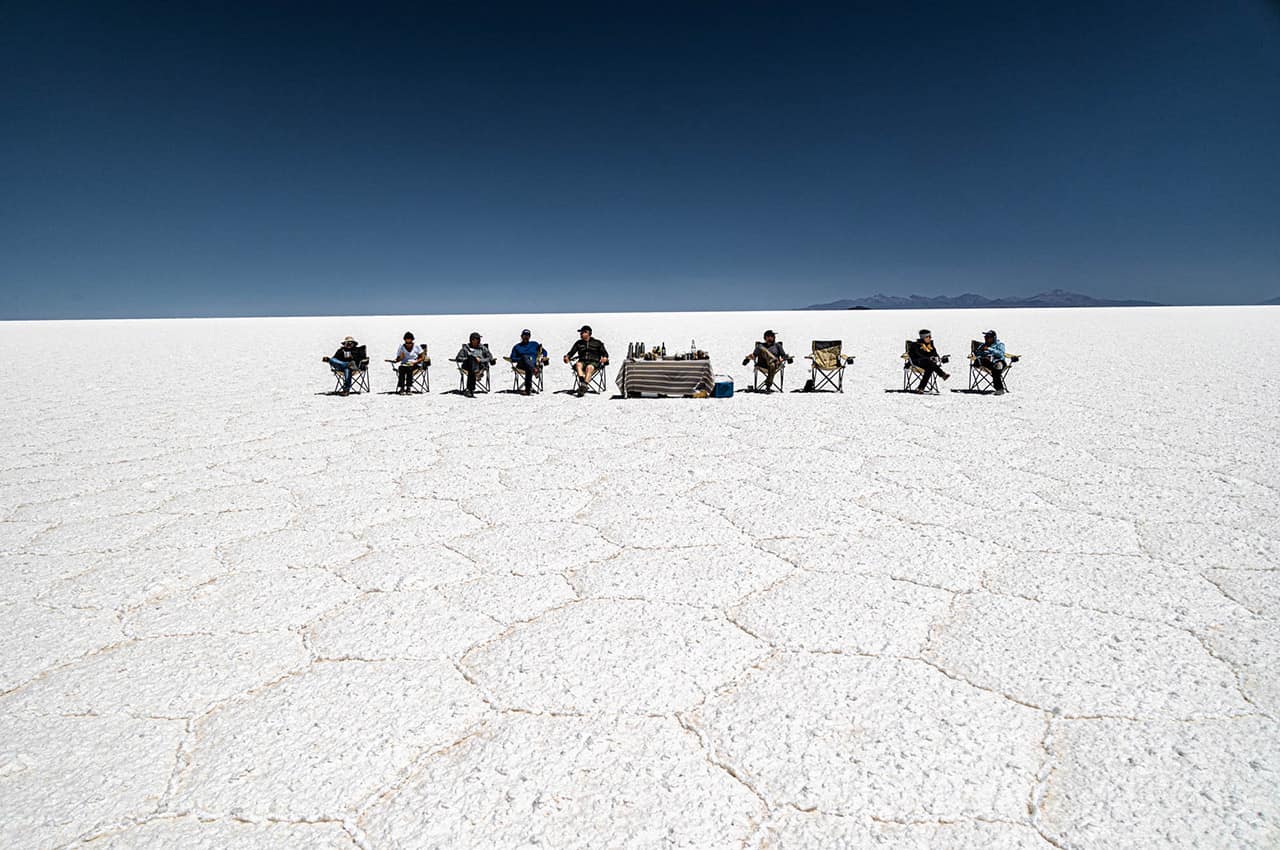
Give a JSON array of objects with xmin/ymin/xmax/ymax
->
[
  {"xmin": 754, "ymin": 340, "xmax": 789, "ymax": 361},
  {"xmin": 907, "ymin": 339, "xmax": 942, "ymax": 367},
  {"xmin": 566, "ymin": 337, "xmax": 608, "ymax": 364},
  {"xmin": 330, "ymin": 344, "xmax": 367, "ymax": 364}
]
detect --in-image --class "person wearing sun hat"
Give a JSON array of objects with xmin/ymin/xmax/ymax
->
[{"xmin": 322, "ymin": 335, "xmax": 365, "ymax": 395}]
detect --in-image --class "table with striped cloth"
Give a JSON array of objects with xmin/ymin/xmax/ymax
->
[{"xmin": 615, "ymin": 359, "xmax": 715, "ymax": 397}]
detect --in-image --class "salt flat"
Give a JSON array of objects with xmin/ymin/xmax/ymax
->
[{"xmin": 1, "ymin": 307, "xmax": 1277, "ymax": 850}]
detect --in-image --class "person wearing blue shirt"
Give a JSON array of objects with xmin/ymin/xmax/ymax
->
[
  {"xmin": 509, "ymin": 329, "xmax": 547, "ymax": 395},
  {"xmin": 975, "ymin": 329, "xmax": 1009, "ymax": 395}
]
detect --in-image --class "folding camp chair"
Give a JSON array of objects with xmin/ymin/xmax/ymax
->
[
  {"xmin": 387, "ymin": 346, "xmax": 430, "ymax": 393},
  {"xmin": 452, "ymin": 357, "xmax": 492, "ymax": 394},
  {"xmin": 330, "ymin": 346, "xmax": 370, "ymax": 394},
  {"xmin": 749, "ymin": 341, "xmax": 788, "ymax": 392},
  {"xmin": 965, "ymin": 340, "xmax": 1020, "ymax": 393},
  {"xmin": 504, "ymin": 355, "xmax": 547, "ymax": 393},
  {"xmin": 806, "ymin": 340, "xmax": 853, "ymax": 392},
  {"xmin": 902, "ymin": 340, "xmax": 943, "ymax": 394},
  {"xmin": 569, "ymin": 361, "xmax": 608, "ymax": 394}
]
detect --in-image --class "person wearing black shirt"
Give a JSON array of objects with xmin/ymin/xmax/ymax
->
[{"xmin": 563, "ymin": 325, "xmax": 609, "ymax": 397}]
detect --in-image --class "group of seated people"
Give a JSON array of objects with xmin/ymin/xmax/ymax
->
[
  {"xmin": 322, "ymin": 325, "xmax": 610, "ymax": 397},
  {"xmin": 324, "ymin": 326, "xmax": 1012, "ymax": 397},
  {"xmin": 905, "ymin": 328, "xmax": 1009, "ymax": 394}
]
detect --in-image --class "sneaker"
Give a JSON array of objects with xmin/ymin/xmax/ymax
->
[
  {"xmin": 742, "ymin": 357, "xmax": 751, "ymax": 366},
  {"xmin": 339, "ymin": 390, "xmax": 350, "ymax": 397},
  {"xmin": 464, "ymin": 389, "xmax": 475, "ymax": 398},
  {"xmin": 939, "ymin": 370, "xmax": 950, "ymax": 381},
  {"xmin": 994, "ymin": 389, "xmax": 1006, "ymax": 396}
]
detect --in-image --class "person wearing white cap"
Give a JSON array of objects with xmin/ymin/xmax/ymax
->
[{"xmin": 509, "ymin": 329, "xmax": 547, "ymax": 396}]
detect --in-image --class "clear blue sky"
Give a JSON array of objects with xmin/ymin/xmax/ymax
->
[{"xmin": 2, "ymin": 1, "xmax": 1278, "ymax": 318}]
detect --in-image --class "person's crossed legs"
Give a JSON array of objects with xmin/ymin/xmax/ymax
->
[{"xmin": 327, "ymin": 358, "xmax": 354, "ymax": 392}]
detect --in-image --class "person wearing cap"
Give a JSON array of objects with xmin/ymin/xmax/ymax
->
[
  {"xmin": 743, "ymin": 330, "xmax": 792, "ymax": 392},
  {"xmin": 455, "ymin": 332, "xmax": 496, "ymax": 398},
  {"xmin": 975, "ymin": 330, "xmax": 1009, "ymax": 395},
  {"xmin": 322, "ymin": 335, "xmax": 364, "ymax": 396},
  {"xmin": 509, "ymin": 329, "xmax": 547, "ymax": 396},
  {"xmin": 563, "ymin": 325, "xmax": 609, "ymax": 396},
  {"xmin": 908, "ymin": 328, "xmax": 950, "ymax": 392},
  {"xmin": 390, "ymin": 331, "xmax": 428, "ymax": 394}
]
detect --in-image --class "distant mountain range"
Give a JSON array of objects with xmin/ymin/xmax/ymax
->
[
  {"xmin": 1262, "ymin": 296, "xmax": 1280, "ymax": 306},
  {"xmin": 804, "ymin": 289, "xmax": 1165, "ymax": 310}
]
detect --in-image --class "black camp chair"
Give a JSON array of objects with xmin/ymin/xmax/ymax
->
[
  {"xmin": 330, "ymin": 346, "xmax": 371, "ymax": 394},
  {"xmin": 505, "ymin": 353, "xmax": 548, "ymax": 393},
  {"xmin": 568, "ymin": 360, "xmax": 608, "ymax": 394},
  {"xmin": 387, "ymin": 346, "xmax": 430, "ymax": 393},
  {"xmin": 806, "ymin": 340, "xmax": 854, "ymax": 392},
  {"xmin": 965, "ymin": 340, "xmax": 1020, "ymax": 393},
  {"xmin": 452, "ymin": 348, "xmax": 494, "ymax": 394},
  {"xmin": 902, "ymin": 340, "xmax": 946, "ymax": 394}
]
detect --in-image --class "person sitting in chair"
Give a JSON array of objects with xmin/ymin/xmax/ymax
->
[
  {"xmin": 908, "ymin": 329, "xmax": 950, "ymax": 392},
  {"xmin": 390, "ymin": 331, "xmax": 428, "ymax": 394},
  {"xmin": 564, "ymin": 325, "xmax": 609, "ymax": 397},
  {"xmin": 509, "ymin": 329, "xmax": 547, "ymax": 396},
  {"xmin": 455, "ymin": 332, "xmax": 496, "ymax": 398},
  {"xmin": 322, "ymin": 335, "xmax": 364, "ymax": 396},
  {"xmin": 743, "ymin": 330, "xmax": 792, "ymax": 392},
  {"xmin": 975, "ymin": 329, "xmax": 1009, "ymax": 395}
]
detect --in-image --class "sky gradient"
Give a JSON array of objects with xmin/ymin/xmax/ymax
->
[{"xmin": 2, "ymin": 1, "xmax": 1278, "ymax": 319}]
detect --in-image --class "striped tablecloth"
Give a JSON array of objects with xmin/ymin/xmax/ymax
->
[{"xmin": 615, "ymin": 359, "xmax": 715, "ymax": 397}]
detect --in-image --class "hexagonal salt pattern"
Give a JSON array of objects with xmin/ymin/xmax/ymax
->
[
  {"xmin": 2, "ymin": 310, "xmax": 1277, "ymax": 848},
  {"xmin": 170, "ymin": 660, "xmax": 487, "ymax": 820},
  {"xmin": 463, "ymin": 598, "xmax": 764, "ymax": 714},
  {"xmin": 360, "ymin": 714, "xmax": 763, "ymax": 849},
  {"xmin": 923, "ymin": 593, "xmax": 1249, "ymax": 718},
  {"xmin": 687, "ymin": 653, "xmax": 1045, "ymax": 820}
]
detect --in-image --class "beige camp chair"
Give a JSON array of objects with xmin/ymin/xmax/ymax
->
[{"xmin": 806, "ymin": 340, "xmax": 853, "ymax": 392}]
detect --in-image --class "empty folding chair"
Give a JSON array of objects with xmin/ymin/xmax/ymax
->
[{"xmin": 806, "ymin": 340, "xmax": 853, "ymax": 392}]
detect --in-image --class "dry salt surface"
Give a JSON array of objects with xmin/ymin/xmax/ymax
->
[{"xmin": 1, "ymin": 307, "xmax": 1278, "ymax": 850}]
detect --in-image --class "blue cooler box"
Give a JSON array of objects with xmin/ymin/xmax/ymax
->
[{"xmin": 712, "ymin": 375, "xmax": 734, "ymax": 398}]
